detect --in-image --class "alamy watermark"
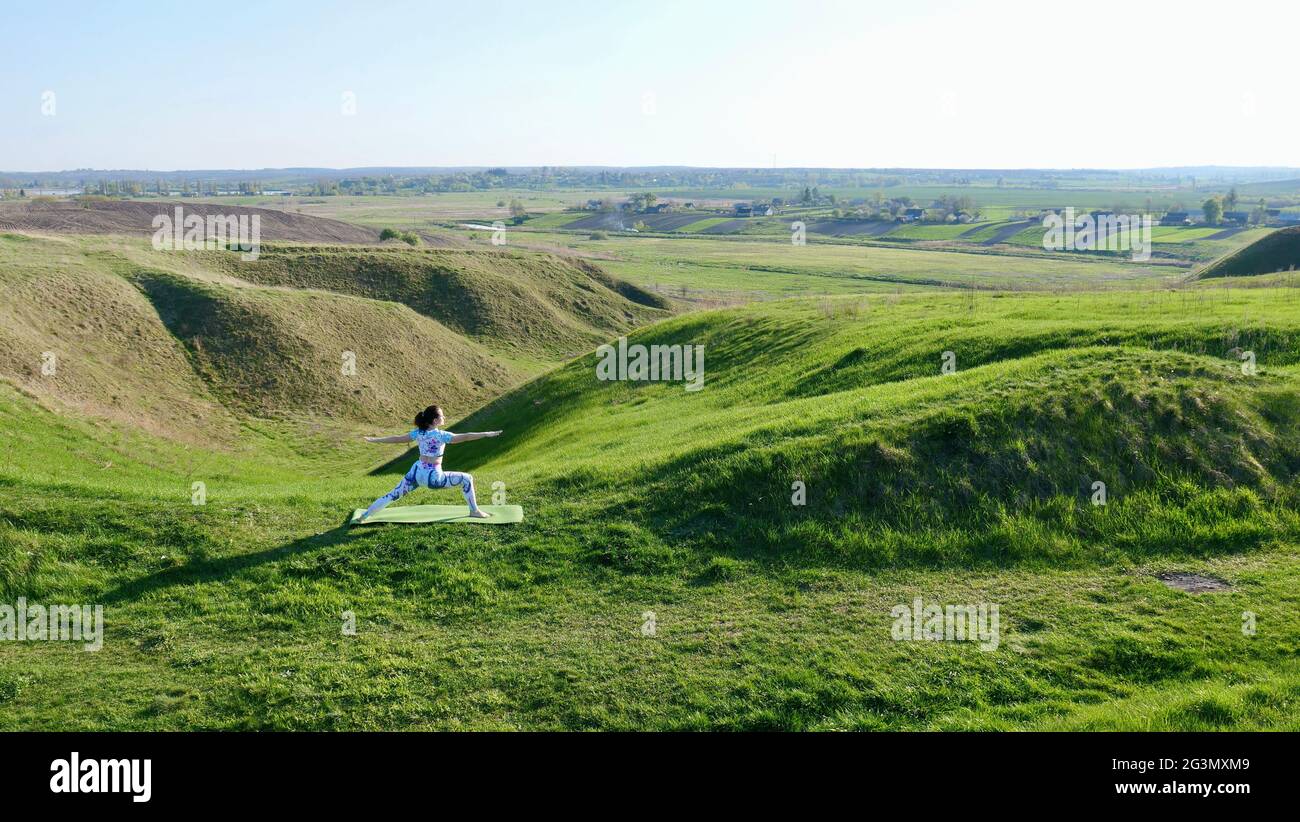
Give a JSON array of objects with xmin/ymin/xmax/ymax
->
[
  {"xmin": 1042, "ymin": 207, "xmax": 1152, "ymax": 262},
  {"xmin": 1, "ymin": 598, "xmax": 103, "ymax": 651},
  {"xmin": 50, "ymin": 752, "xmax": 151, "ymax": 803},
  {"xmin": 596, "ymin": 336, "xmax": 705, "ymax": 392},
  {"xmin": 891, "ymin": 596, "xmax": 1000, "ymax": 651},
  {"xmin": 151, "ymin": 206, "xmax": 261, "ymax": 261}
]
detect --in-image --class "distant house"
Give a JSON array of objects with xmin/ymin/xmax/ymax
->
[
  {"xmin": 1160, "ymin": 211, "xmax": 1191, "ymax": 226},
  {"xmin": 1276, "ymin": 213, "xmax": 1300, "ymax": 225},
  {"xmin": 1223, "ymin": 211, "xmax": 1250, "ymax": 225},
  {"xmin": 901, "ymin": 207, "xmax": 925, "ymax": 222},
  {"xmin": 733, "ymin": 201, "xmax": 774, "ymax": 217},
  {"xmin": 585, "ymin": 199, "xmax": 603, "ymax": 210},
  {"xmin": 954, "ymin": 211, "xmax": 975, "ymax": 224}
]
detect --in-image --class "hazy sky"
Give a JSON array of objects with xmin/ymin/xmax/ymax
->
[{"xmin": 2, "ymin": 0, "xmax": 1296, "ymax": 171}]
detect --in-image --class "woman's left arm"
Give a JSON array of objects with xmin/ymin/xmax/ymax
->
[{"xmin": 448, "ymin": 431, "xmax": 502, "ymax": 444}]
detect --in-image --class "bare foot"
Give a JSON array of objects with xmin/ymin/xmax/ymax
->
[{"xmin": 467, "ymin": 509, "xmax": 492, "ymax": 519}]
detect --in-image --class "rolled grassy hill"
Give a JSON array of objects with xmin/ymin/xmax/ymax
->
[
  {"xmin": 200, "ymin": 244, "xmax": 670, "ymax": 358},
  {"xmin": 1196, "ymin": 226, "xmax": 1300, "ymax": 279},
  {"xmin": 0, "ymin": 234, "xmax": 669, "ymax": 432},
  {"xmin": 452, "ymin": 292, "xmax": 1300, "ymax": 569}
]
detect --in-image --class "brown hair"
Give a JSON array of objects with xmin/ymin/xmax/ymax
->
[{"xmin": 413, "ymin": 405, "xmax": 443, "ymax": 431}]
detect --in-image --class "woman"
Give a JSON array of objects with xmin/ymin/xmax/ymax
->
[{"xmin": 358, "ymin": 404, "xmax": 502, "ymax": 522}]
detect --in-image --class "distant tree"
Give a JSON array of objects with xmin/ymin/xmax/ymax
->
[
  {"xmin": 399, "ymin": 231, "xmax": 420, "ymax": 246},
  {"xmin": 509, "ymin": 199, "xmax": 527, "ymax": 224},
  {"xmin": 1225, "ymin": 187, "xmax": 1239, "ymax": 211},
  {"xmin": 1202, "ymin": 196, "xmax": 1223, "ymax": 226},
  {"xmin": 1251, "ymin": 198, "xmax": 1269, "ymax": 225},
  {"xmin": 379, "ymin": 228, "xmax": 400, "ymax": 241},
  {"xmin": 626, "ymin": 192, "xmax": 658, "ymax": 212}
]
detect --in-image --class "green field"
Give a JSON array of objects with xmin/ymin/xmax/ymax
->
[
  {"xmin": 3, "ymin": 211, "xmax": 1300, "ymax": 729},
  {"xmin": 507, "ymin": 231, "xmax": 1185, "ymax": 296}
]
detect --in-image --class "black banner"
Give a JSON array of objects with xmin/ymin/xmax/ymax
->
[{"xmin": 2, "ymin": 732, "xmax": 1285, "ymax": 809}]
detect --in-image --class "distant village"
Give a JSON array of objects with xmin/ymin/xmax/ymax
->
[{"xmin": 582, "ymin": 193, "xmax": 1300, "ymax": 227}]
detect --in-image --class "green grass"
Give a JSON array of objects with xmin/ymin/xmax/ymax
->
[
  {"xmin": 884, "ymin": 223, "xmax": 980, "ymax": 241},
  {"xmin": 3, "ymin": 279, "xmax": 1300, "ymax": 729},
  {"xmin": 515, "ymin": 231, "xmax": 1185, "ymax": 295},
  {"xmin": 1002, "ymin": 224, "xmax": 1275, "ymax": 263},
  {"xmin": 676, "ymin": 217, "xmax": 738, "ymax": 233}
]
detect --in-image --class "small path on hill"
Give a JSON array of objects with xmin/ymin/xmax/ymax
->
[
  {"xmin": 1204, "ymin": 226, "xmax": 1249, "ymax": 241},
  {"xmin": 982, "ymin": 220, "xmax": 1038, "ymax": 246}
]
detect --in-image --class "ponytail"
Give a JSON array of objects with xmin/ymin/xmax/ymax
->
[{"xmin": 413, "ymin": 405, "xmax": 443, "ymax": 431}]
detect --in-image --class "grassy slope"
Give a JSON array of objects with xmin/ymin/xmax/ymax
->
[
  {"xmin": 0, "ymin": 234, "xmax": 670, "ymax": 429},
  {"xmin": 196, "ymin": 244, "xmax": 670, "ymax": 359},
  {"xmin": 1196, "ymin": 226, "xmax": 1300, "ymax": 279},
  {"xmin": 0, "ymin": 234, "xmax": 238, "ymax": 443},
  {"xmin": 3, "ymin": 288, "xmax": 1299, "ymax": 730}
]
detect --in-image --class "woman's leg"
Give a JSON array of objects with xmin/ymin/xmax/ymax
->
[
  {"xmin": 434, "ymin": 470, "xmax": 486, "ymax": 516},
  {"xmin": 360, "ymin": 466, "xmax": 418, "ymax": 520}
]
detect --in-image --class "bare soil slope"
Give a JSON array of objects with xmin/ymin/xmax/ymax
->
[{"xmin": 0, "ymin": 200, "xmax": 380, "ymax": 244}]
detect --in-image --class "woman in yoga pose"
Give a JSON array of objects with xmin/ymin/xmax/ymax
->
[{"xmin": 358, "ymin": 405, "xmax": 502, "ymax": 521}]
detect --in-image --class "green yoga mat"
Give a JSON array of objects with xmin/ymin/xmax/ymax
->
[{"xmin": 349, "ymin": 505, "xmax": 523, "ymax": 525}]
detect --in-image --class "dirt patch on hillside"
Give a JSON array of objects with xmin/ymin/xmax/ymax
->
[
  {"xmin": 1157, "ymin": 572, "xmax": 1231, "ymax": 593},
  {"xmin": 806, "ymin": 220, "xmax": 898, "ymax": 238},
  {"xmin": 0, "ymin": 200, "xmax": 381, "ymax": 243}
]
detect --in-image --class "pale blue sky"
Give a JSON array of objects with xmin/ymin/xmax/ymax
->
[{"xmin": 2, "ymin": 0, "xmax": 1296, "ymax": 171}]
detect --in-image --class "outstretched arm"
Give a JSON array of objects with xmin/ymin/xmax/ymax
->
[
  {"xmin": 363, "ymin": 434, "xmax": 411, "ymax": 444},
  {"xmin": 448, "ymin": 431, "xmax": 502, "ymax": 444}
]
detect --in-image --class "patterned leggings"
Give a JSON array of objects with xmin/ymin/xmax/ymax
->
[{"xmin": 362, "ymin": 461, "xmax": 478, "ymax": 518}]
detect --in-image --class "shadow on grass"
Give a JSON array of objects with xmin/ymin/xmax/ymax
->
[{"xmin": 100, "ymin": 523, "xmax": 364, "ymax": 604}]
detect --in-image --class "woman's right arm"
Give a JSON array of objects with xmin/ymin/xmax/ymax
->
[{"xmin": 364, "ymin": 434, "xmax": 411, "ymax": 444}]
